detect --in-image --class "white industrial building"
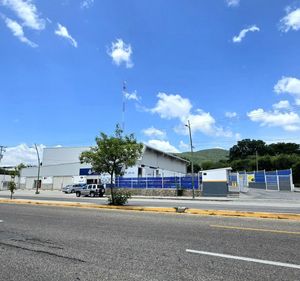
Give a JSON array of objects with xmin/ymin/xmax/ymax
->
[{"xmin": 20, "ymin": 145, "xmax": 188, "ymax": 190}]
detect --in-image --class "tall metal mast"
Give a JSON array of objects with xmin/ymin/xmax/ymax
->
[{"xmin": 122, "ymin": 81, "xmax": 127, "ymax": 132}]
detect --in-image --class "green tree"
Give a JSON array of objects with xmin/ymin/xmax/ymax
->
[
  {"xmin": 268, "ymin": 143, "xmax": 300, "ymax": 156},
  {"xmin": 8, "ymin": 181, "xmax": 16, "ymax": 200},
  {"xmin": 229, "ymin": 139, "xmax": 267, "ymax": 161},
  {"xmin": 257, "ymin": 155, "xmax": 273, "ymax": 171},
  {"xmin": 292, "ymin": 162, "xmax": 300, "ymax": 186},
  {"xmin": 80, "ymin": 125, "xmax": 143, "ymax": 205}
]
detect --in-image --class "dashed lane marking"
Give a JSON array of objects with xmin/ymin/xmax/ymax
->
[
  {"xmin": 186, "ymin": 249, "xmax": 300, "ymax": 270},
  {"xmin": 210, "ymin": 225, "xmax": 300, "ymax": 235}
]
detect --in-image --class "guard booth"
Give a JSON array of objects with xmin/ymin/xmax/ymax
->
[{"xmin": 200, "ymin": 168, "xmax": 231, "ymax": 197}]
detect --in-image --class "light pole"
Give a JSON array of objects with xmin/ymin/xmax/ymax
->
[
  {"xmin": 256, "ymin": 150, "xmax": 258, "ymax": 171},
  {"xmin": 185, "ymin": 120, "xmax": 195, "ymax": 199},
  {"xmin": 34, "ymin": 144, "xmax": 41, "ymax": 194}
]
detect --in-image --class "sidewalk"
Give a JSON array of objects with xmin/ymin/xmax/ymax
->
[{"xmin": 0, "ymin": 190, "xmax": 233, "ymax": 201}]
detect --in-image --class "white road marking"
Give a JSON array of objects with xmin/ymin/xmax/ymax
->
[
  {"xmin": 186, "ymin": 249, "xmax": 300, "ymax": 270},
  {"xmin": 0, "ymin": 220, "xmax": 3, "ymax": 223}
]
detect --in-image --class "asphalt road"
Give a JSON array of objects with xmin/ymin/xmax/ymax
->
[
  {"xmin": 0, "ymin": 204, "xmax": 300, "ymax": 280},
  {"xmin": 1, "ymin": 191, "xmax": 300, "ymax": 213}
]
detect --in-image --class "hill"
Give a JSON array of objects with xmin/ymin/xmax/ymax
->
[{"xmin": 176, "ymin": 148, "xmax": 229, "ymax": 166}]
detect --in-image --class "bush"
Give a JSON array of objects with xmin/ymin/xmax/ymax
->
[
  {"xmin": 108, "ymin": 190, "xmax": 131, "ymax": 205},
  {"xmin": 292, "ymin": 162, "xmax": 300, "ymax": 187},
  {"xmin": 8, "ymin": 181, "xmax": 16, "ymax": 199}
]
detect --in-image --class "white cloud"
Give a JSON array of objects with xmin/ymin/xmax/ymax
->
[
  {"xmin": 226, "ymin": 0, "xmax": 240, "ymax": 7},
  {"xmin": 0, "ymin": 144, "xmax": 45, "ymax": 166},
  {"xmin": 108, "ymin": 39, "xmax": 133, "ymax": 68},
  {"xmin": 272, "ymin": 100, "xmax": 291, "ymax": 110},
  {"xmin": 146, "ymin": 140, "xmax": 179, "ymax": 153},
  {"xmin": 225, "ymin": 111, "xmax": 237, "ymax": 118},
  {"xmin": 55, "ymin": 23, "xmax": 78, "ymax": 48},
  {"xmin": 180, "ymin": 110, "xmax": 219, "ymax": 136},
  {"xmin": 274, "ymin": 77, "xmax": 300, "ymax": 103},
  {"xmin": 179, "ymin": 140, "xmax": 189, "ymax": 151},
  {"xmin": 233, "ymin": 25, "xmax": 260, "ymax": 43},
  {"xmin": 4, "ymin": 16, "xmax": 37, "ymax": 47},
  {"xmin": 151, "ymin": 93, "xmax": 192, "ymax": 120},
  {"xmin": 80, "ymin": 0, "xmax": 94, "ymax": 9},
  {"xmin": 279, "ymin": 7, "xmax": 300, "ymax": 32},
  {"xmin": 142, "ymin": 127, "xmax": 166, "ymax": 139},
  {"xmin": 235, "ymin": 133, "xmax": 242, "ymax": 140},
  {"xmin": 247, "ymin": 108, "xmax": 300, "ymax": 131},
  {"xmin": 1, "ymin": 0, "xmax": 45, "ymax": 30},
  {"xmin": 124, "ymin": 90, "xmax": 140, "ymax": 101},
  {"xmin": 151, "ymin": 93, "xmax": 233, "ymax": 138}
]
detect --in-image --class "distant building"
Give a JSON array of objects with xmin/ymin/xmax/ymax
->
[{"xmin": 20, "ymin": 145, "xmax": 188, "ymax": 190}]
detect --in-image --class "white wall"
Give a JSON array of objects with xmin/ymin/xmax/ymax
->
[
  {"xmin": 43, "ymin": 147, "xmax": 90, "ymax": 165},
  {"xmin": 201, "ymin": 168, "xmax": 231, "ymax": 182}
]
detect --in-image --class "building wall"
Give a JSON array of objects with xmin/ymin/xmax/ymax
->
[
  {"xmin": 20, "ymin": 145, "xmax": 188, "ymax": 189},
  {"xmin": 141, "ymin": 148, "xmax": 187, "ymax": 175},
  {"xmin": 43, "ymin": 147, "xmax": 90, "ymax": 165}
]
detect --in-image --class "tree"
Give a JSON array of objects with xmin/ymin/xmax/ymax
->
[
  {"xmin": 229, "ymin": 139, "xmax": 267, "ymax": 161},
  {"xmin": 8, "ymin": 181, "xmax": 16, "ymax": 200},
  {"xmin": 292, "ymin": 162, "xmax": 300, "ymax": 186},
  {"xmin": 268, "ymin": 143, "xmax": 300, "ymax": 156},
  {"xmin": 80, "ymin": 125, "xmax": 143, "ymax": 205}
]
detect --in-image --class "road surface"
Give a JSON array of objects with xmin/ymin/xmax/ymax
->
[{"xmin": 0, "ymin": 204, "xmax": 299, "ymax": 280}]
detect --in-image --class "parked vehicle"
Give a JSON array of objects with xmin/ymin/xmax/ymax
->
[
  {"xmin": 76, "ymin": 184, "xmax": 105, "ymax": 197},
  {"xmin": 62, "ymin": 183, "xmax": 86, "ymax": 194}
]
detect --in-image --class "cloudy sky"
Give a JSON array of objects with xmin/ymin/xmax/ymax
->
[{"xmin": 1, "ymin": 0, "xmax": 300, "ymax": 165}]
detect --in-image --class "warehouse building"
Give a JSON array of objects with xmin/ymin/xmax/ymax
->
[{"xmin": 20, "ymin": 145, "xmax": 188, "ymax": 190}]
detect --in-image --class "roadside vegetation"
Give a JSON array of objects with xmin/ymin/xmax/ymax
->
[
  {"xmin": 180, "ymin": 139, "xmax": 300, "ymax": 186},
  {"xmin": 80, "ymin": 125, "xmax": 143, "ymax": 205},
  {"xmin": 8, "ymin": 181, "xmax": 16, "ymax": 199}
]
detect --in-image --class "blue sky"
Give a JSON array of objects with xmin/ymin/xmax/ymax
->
[{"xmin": 1, "ymin": 0, "xmax": 300, "ymax": 165}]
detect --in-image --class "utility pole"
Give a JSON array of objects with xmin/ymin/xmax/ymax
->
[
  {"xmin": 185, "ymin": 120, "xmax": 195, "ymax": 199},
  {"xmin": 256, "ymin": 150, "xmax": 259, "ymax": 171},
  {"xmin": 34, "ymin": 144, "xmax": 41, "ymax": 194}
]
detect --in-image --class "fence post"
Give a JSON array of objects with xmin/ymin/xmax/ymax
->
[
  {"xmin": 264, "ymin": 170, "xmax": 267, "ymax": 190},
  {"xmin": 131, "ymin": 177, "xmax": 133, "ymax": 188},
  {"xmin": 276, "ymin": 170, "xmax": 280, "ymax": 191},
  {"xmin": 290, "ymin": 168, "xmax": 294, "ymax": 191},
  {"xmin": 146, "ymin": 176, "xmax": 148, "ymax": 189},
  {"xmin": 162, "ymin": 173, "xmax": 164, "ymax": 189}
]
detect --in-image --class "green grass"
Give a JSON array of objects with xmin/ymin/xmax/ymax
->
[{"xmin": 176, "ymin": 148, "xmax": 229, "ymax": 166}]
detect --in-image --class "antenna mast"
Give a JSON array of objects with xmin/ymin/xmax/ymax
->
[{"xmin": 122, "ymin": 81, "xmax": 127, "ymax": 132}]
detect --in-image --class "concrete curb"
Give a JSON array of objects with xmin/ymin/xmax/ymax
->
[{"xmin": 0, "ymin": 198, "xmax": 300, "ymax": 221}]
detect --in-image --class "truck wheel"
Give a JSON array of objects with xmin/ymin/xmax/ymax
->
[
  {"xmin": 76, "ymin": 191, "xmax": 81, "ymax": 197},
  {"xmin": 71, "ymin": 189, "xmax": 75, "ymax": 193},
  {"xmin": 90, "ymin": 192, "xmax": 95, "ymax": 197}
]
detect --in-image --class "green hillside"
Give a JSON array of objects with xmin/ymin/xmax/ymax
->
[{"xmin": 176, "ymin": 148, "xmax": 229, "ymax": 166}]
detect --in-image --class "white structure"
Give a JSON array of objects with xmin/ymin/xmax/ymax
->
[
  {"xmin": 20, "ymin": 145, "xmax": 188, "ymax": 190},
  {"xmin": 200, "ymin": 167, "xmax": 232, "ymax": 182}
]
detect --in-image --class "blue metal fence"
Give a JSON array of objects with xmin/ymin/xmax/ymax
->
[{"xmin": 115, "ymin": 176, "xmax": 200, "ymax": 189}]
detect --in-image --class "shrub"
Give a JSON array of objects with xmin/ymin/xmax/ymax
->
[
  {"xmin": 8, "ymin": 181, "xmax": 16, "ymax": 199},
  {"xmin": 108, "ymin": 190, "xmax": 131, "ymax": 205}
]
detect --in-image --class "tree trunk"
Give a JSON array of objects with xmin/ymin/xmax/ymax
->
[
  {"xmin": 10, "ymin": 192, "xmax": 13, "ymax": 200},
  {"xmin": 110, "ymin": 173, "xmax": 115, "ymax": 205}
]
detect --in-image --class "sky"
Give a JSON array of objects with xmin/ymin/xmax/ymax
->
[{"xmin": 1, "ymin": 0, "xmax": 300, "ymax": 166}]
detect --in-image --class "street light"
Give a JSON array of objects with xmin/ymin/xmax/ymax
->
[
  {"xmin": 34, "ymin": 144, "xmax": 41, "ymax": 194},
  {"xmin": 185, "ymin": 120, "xmax": 195, "ymax": 199}
]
